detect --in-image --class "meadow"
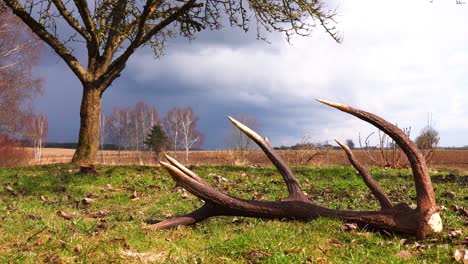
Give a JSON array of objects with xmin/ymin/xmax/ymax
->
[{"xmin": 0, "ymin": 164, "xmax": 467, "ymax": 263}]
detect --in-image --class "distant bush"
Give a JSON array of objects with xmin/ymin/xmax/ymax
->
[{"xmin": 0, "ymin": 136, "xmax": 32, "ymax": 167}]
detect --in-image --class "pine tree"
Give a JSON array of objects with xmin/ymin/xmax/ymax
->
[{"xmin": 144, "ymin": 125, "xmax": 168, "ymax": 161}]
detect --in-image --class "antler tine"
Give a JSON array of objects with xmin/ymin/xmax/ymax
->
[
  {"xmin": 164, "ymin": 154, "xmax": 206, "ymax": 183},
  {"xmin": 160, "ymin": 161, "xmax": 230, "ymax": 205},
  {"xmin": 335, "ymin": 139, "xmax": 393, "ymax": 209},
  {"xmin": 317, "ymin": 99, "xmax": 436, "ymax": 213},
  {"xmin": 227, "ymin": 116, "xmax": 307, "ymax": 201}
]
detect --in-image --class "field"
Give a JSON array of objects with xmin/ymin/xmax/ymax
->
[
  {"xmin": 0, "ymin": 164, "xmax": 467, "ymax": 263},
  {"xmin": 36, "ymin": 148, "xmax": 468, "ymax": 171}
]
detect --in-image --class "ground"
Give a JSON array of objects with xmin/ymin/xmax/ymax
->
[{"xmin": 0, "ymin": 164, "xmax": 466, "ymax": 263}]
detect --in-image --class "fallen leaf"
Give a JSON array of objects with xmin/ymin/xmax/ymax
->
[
  {"xmin": 244, "ymin": 250, "xmax": 271, "ymax": 261},
  {"xmin": 130, "ymin": 190, "xmax": 139, "ymax": 200},
  {"xmin": 449, "ymin": 229, "xmax": 463, "ymax": 238},
  {"xmin": 26, "ymin": 214, "xmax": 42, "ymax": 220},
  {"xmin": 454, "ymin": 249, "xmax": 468, "ymax": 263},
  {"xmin": 396, "ymin": 250, "xmax": 414, "ymax": 260},
  {"xmin": 284, "ymin": 248, "xmax": 303, "ymax": 254},
  {"xmin": 57, "ymin": 211, "xmax": 78, "ymax": 220},
  {"xmin": 180, "ymin": 189, "xmax": 188, "ymax": 199},
  {"xmin": 327, "ymin": 239, "xmax": 343, "ymax": 248},
  {"xmin": 5, "ymin": 185, "xmax": 17, "ymax": 196},
  {"xmin": 96, "ymin": 219, "xmax": 108, "ymax": 230},
  {"xmin": 82, "ymin": 197, "xmax": 95, "ymax": 205},
  {"xmin": 74, "ymin": 244, "xmax": 82, "ymax": 254},
  {"xmin": 340, "ymin": 223, "xmax": 358, "ymax": 232},
  {"xmin": 40, "ymin": 195, "xmax": 48, "ymax": 202},
  {"xmin": 213, "ymin": 175, "xmax": 229, "ymax": 183},
  {"xmin": 88, "ymin": 210, "xmax": 109, "ymax": 218},
  {"xmin": 445, "ymin": 191, "xmax": 456, "ymax": 199},
  {"xmin": 400, "ymin": 239, "xmax": 409, "ymax": 246},
  {"xmin": 119, "ymin": 250, "xmax": 165, "ymax": 263}
]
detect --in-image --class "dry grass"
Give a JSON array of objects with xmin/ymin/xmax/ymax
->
[{"xmin": 28, "ymin": 148, "xmax": 468, "ymax": 172}]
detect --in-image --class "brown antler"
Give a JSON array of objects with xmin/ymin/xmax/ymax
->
[{"xmin": 145, "ymin": 100, "xmax": 442, "ymax": 240}]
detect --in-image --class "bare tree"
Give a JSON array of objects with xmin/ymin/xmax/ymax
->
[
  {"xmin": 147, "ymin": 100, "xmax": 442, "ymax": 240},
  {"xmin": 282, "ymin": 136, "xmax": 330, "ymax": 166},
  {"xmin": 105, "ymin": 102, "xmax": 161, "ymax": 162},
  {"xmin": 178, "ymin": 107, "xmax": 203, "ymax": 164},
  {"xmin": 106, "ymin": 106, "xmax": 125, "ymax": 158},
  {"xmin": 25, "ymin": 113, "xmax": 48, "ymax": 162},
  {"xmin": 163, "ymin": 107, "xmax": 183, "ymax": 157},
  {"xmin": 0, "ymin": 3, "xmax": 42, "ymax": 136},
  {"xmin": 3, "ymin": 0, "xmax": 340, "ymax": 165}
]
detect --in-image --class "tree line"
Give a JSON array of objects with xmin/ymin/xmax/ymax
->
[{"xmin": 100, "ymin": 101, "xmax": 203, "ymax": 163}]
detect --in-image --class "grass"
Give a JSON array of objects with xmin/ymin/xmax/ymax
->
[{"xmin": 0, "ymin": 164, "xmax": 466, "ymax": 263}]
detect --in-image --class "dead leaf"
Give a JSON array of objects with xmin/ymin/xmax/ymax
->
[
  {"xmin": 180, "ymin": 189, "xmax": 188, "ymax": 199},
  {"xmin": 340, "ymin": 223, "xmax": 358, "ymax": 232},
  {"xmin": 40, "ymin": 195, "xmax": 48, "ymax": 202},
  {"xmin": 244, "ymin": 250, "xmax": 271, "ymax": 261},
  {"xmin": 130, "ymin": 190, "xmax": 139, "ymax": 200},
  {"xmin": 74, "ymin": 244, "xmax": 82, "ymax": 254},
  {"xmin": 57, "ymin": 211, "xmax": 78, "ymax": 220},
  {"xmin": 110, "ymin": 238, "xmax": 131, "ymax": 249},
  {"xmin": 96, "ymin": 219, "xmax": 108, "ymax": 230},
  {"xmin": 454, "ymin": 249, "xmax": 468, "ymax": 263},
  {"xmin": 449, "ymin": 229, "xmax": 463, "ymax": 238},
  {"xmin": 119, "ymin": 250, "xmax": 166, "ymax": 263},
  {"xmin": 88, "ymin": 210, "xmax": 109, "ymax": 218},
  {"xmin": 284, "ymin": 248, "xmax": 303, "ymax": 255},
  {"xmin": 82, "ymin": 197, "xmax": 95, "ymax": 205},
  {"xmin": 396, "ymin": 250, "xmax": 414, "ymax": 260},
  {"xmin": 5, "ymin": 185, "xmax": 17, "ymax": 196},
  {"xmin": 213, "ymin": 175, "xmax": 229, "ymax": 183},
  {"xmin": 445, "ymin": 191, "xmax": 456, "ymax": 199},
  {"xmin": 327, "ymin": 239, "xmax": 343, "ymax": 248},
  {"xmin": 26, "ymin": 214, "xmax": 42, "ymax": 220},
  {"xmin": 453, "ymin": 205, "xmax": 468, "ymax": 218}
]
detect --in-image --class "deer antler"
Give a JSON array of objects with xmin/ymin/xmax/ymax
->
[{"xmin": 145, "ymin": 100, "xmax": 442, "ymax": 240}]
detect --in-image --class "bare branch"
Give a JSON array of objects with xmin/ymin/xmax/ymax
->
[
  {"xmin": 3, "ymin": 0, "xmax": 88, "ymax": 82},
  {"xmin": 50, "ymin": 0, "xmax": 90, "ymax": 41}
]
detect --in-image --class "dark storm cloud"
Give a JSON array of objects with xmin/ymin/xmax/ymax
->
[{"xmin": 34, "ymin": 0, "xmax": 468, "ymax": 149}]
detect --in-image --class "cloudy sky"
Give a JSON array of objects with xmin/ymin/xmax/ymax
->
[{"xmin": 36, "ymin": 0, "xmax": 468, "ymax": 149}]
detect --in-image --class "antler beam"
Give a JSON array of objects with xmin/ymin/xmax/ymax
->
[{"xmin": 146, "ymin": 100, "xmax": 442, "ymax": 240}]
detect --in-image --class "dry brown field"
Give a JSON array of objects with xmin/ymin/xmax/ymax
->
[{"xmin": 33, "ymin": 148, "xmax": 468, "ymax": 172}]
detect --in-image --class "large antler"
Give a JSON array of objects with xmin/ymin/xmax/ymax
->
[{"xmin": 145, "ymin": 100, "xmax": 442, "ymax": 240}]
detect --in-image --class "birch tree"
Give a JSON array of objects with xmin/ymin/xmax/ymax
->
[
  {"xmin": 0, "ymin": 3, "xmax": 42, "ymax": 136},
  {"xmin": 178, "ymin": 107, "xmax": 203, "ymax": 164}
]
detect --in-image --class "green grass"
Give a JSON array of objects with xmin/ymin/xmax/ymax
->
[{"xmin": 0, "ymin": 164, "xmax": 466, "ymax": 263}]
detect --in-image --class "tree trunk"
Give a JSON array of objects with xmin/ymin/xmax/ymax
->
[{"xmin": 72, "ymin": 85, "xmax": 103, "ymax": 165}]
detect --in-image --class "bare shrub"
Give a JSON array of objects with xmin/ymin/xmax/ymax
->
[
  {"xmin": 359, "ymin": 127, "xmax": 411, "ymax": 169},
  {"xmin": 225, "ymin": 115, "xmax": 258, "ymax": 165},
  {"xmin": 282, "ymin": 136, "xmax": 331, "ymax": 166},
  {"xmin": 0, "ymin": 136, "xmax": 32, "ymax": 167}
]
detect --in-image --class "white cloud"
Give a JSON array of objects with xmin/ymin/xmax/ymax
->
[{"xmin": 127, "ymin": 0, "xmax": 468, "ymax": 147}]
